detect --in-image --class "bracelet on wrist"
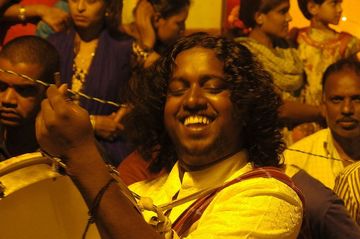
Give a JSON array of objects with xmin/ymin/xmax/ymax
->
[
  {"xmin": 87, "ymin": 178, "xmax": 116, "ymax": 224},
  {"xmin": 132, "ymin": 41, "xmax": 154, "ymax": 61},
  {"xmin": 18, "ymin": 5, "xmax": 26, "ymax": 23}
]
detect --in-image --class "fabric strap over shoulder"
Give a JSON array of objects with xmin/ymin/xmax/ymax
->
[{"xmin": 171, "ymin": 167, "xmax": 305, "ymax": 237}]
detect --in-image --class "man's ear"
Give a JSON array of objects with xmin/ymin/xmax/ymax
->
[
  {"xmin": 254, "ymin": 12, "xmax": 265, "ymax": 25},
  {"xmin": 152, "ymin": 12, "xmax": 162, "ymax": 29},
  {"xmin": 308, "ymin": 1, "xmax": 320, "ymax": 17},
  {"xmin": 320, "ymin": 96, "xmax": 327, "ymax": 119}
]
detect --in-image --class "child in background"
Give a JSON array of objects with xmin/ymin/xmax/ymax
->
[
  {"xmin": 237, "ymin": 0, "xmax": 324, "ymax": 145},
  {"xmin": 296, "ymin": 0, "xmax": 360, "ymax": 106}
]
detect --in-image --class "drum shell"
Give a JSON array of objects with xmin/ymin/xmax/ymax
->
[{"xmin": 0, "ymin": 152, "xmax": 100, "ymax": 239}]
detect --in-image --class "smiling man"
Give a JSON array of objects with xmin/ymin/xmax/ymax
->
[
  {"xmin": 36, "ymin": 33, "xmax": 303, "ymax": 238},
  {"xmin": 0, "ymin": 36, "xmax": 59, "ymax": 160},
  {"xmin": 284, "ymin": 58, "xmax": 360, "ymax": 189}
]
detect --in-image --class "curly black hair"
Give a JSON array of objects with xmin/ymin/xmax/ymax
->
[{"xmin": 124, "ymin": 33, "xmax": 285, "ymax": 172}]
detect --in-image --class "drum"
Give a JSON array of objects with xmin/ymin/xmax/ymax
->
[{"xmin": 0, "ymin": 152, "xmax": 100, "ymax": 239}]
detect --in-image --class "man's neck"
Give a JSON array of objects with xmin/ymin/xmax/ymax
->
[
  {"xmin": 4, "ymin": 123, "xmax": 38, "ymax": 157},
  {"xmin": 332, "ymin": 134, "xmax": 360, "ymax": 162}
]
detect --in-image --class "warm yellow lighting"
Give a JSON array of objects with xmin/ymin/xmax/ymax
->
[{"xmin": 342, "ymin": 16, "xmax": 348, "ymax": 22}]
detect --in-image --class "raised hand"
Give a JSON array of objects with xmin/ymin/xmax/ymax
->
[
  {"xmin": 36, "ymin": 84, "xmax": 95, "ymax": 158},
  {"xmin": 38, "ymin": 5, "xmax": 69, "ymax": 32}
]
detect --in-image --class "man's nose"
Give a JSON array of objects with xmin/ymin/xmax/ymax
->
[
  {"xmin": 77, "ymin": 0, "xmax": 86, "ymax": 12},
  {"xmin": 1, "ymin": 88, "xmax": 17, "ymax": 107},
  {"xmin": 183, "ymin": 85, "xmax": 207, "ymax": 111},
  {"xmin": 341, "ymin": 98, "xmax": 354, "ymax": 115}
]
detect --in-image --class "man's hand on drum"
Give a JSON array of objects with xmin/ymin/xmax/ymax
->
[{"xmin": 36, "ymin": 84, "xmax": 96, "ymax": 159}]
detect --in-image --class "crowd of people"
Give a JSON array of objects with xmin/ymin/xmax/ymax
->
[{"xmin": 0, "ymin": 0, "xmax": 360, "ymax": 238}]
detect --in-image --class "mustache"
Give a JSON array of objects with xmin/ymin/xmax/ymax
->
[
  {"xmin": 336, "ymin": 117, "xmax": 359, "ymax": 123},
  {"xmin": 0, "ymin": 108, "xmax": 18, "ymax": 114}
]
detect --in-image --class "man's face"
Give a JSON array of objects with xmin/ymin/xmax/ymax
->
[
  {"xmin": 321, "ymin": 68, "xmax": 360, "ymax": 140},
  {"xmin": 164, "ymin": 47, "xmax": 244, "ymax": 168},
  {"xmin": 0, "ymin": 59, "xmax": 45, "ymax": 127}
]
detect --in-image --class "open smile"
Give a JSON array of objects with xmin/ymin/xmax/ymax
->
[
  {"xmin": 179, "ymin": 114, "xmax": 215, "ymax": 132},
  {"xmin": 184, "ymin": 115, "xmax": 212, "ymax": 126}
]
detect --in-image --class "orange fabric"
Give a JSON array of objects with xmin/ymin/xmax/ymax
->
[
  {"xmin": 3, "ymin": 0, "xmax": 57, "ymax": 44},
  {"xmin": 117, "ymin": 150, "xmax": 165, "ymax": 186}
]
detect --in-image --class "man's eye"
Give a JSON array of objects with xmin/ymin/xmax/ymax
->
[
  {"xmin": 14, "ymin": 86, "xmax": 38, "ymax": 97},
  {"xmin": 203, "ymin": 81, "xmax": 227, "ymax": 94},
  {"xmin": 352, "ymin": 96, "xmax": 360, "ymax": 103},
  {"xmin": 330, "ymin": 97, "xmax": 342, "ymax": 104},
  {"xmin": 204, "ymin": 87, "xmax": 224, "ymax": 94},
  {"xmin": 168, "ymin": 81, "xmax": 188, "ymax": 96},
  {"xmin": 280, "ymin": 9, "xmax": 288, "ymax": 14},
  {"xmin": 168, "ymin": 88, "xmax": 187, "ymax": 96},
  {"xmin": 0, "ymin": 82, "xmax": 8, "ymax": 92}
]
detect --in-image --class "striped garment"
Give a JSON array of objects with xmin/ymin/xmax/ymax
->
[{"xmin": 334, "ymin": 161, "xmax": 360, "ymax": 225}]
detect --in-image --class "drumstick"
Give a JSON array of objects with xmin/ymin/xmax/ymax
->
[{"xmin": 0, "ymin": 68, "xmax": 126, "ymax": 108}]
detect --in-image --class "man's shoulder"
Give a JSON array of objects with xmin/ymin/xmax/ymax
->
[
  {"xmin": 283, "ymin": 129, "xmax": 330, "ymax": 167},
  {"xmin": 129, "ymin": 173, "xmax": 168, "ymax": 195},
  {"xmin": 217, "ymin": 171, "xmax": 302, "ymax": 206},
  {"xmin": 287, "ymin": 129, "xmax": 329, "ymax": 151}
]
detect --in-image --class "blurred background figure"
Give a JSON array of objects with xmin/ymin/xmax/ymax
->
[
  {"xmin": 36, "ymin": 0, "xmax": 69, "ymax": 39},
  {"xmin": 48, "ymin": 0, "xmax": 133, "ymax": 166},
  {"xmin": 121, "ymin": 0, "xmax": 190, "ymax": 67},
  {"xmin": 0, "ymin": 0, "xmax": 69, "ymax": 47},
  {"xmin": 285, "ymin": 58, "xmax": 360, "ymax": 189},
  {"xmin": 295, "ymin": 0, "xmax": 360, "ymax": 107},
  {"xmin": 236, "ymin": 0, "xmax": 323, "ymax": 145}
]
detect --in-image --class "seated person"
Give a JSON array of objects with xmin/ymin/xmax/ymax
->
[
  {"xmin": 47, "ymin": 0, "xmax": 134, "ymax": 166},
  {"xmin": 284, "ymin": 58, "xmax": 360, "ymax": 189},
  {"xmin": 0, "ymin": 35, "xmax": 59, "ymax": 160},
  {"xmin": 36, "ymin": 33, "xmax": 304, "ymax": 238}
]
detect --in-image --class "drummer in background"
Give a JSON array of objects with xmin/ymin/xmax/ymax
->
[{"xmin": 0, "ymin": 35, "xmax": 59, "ymax": 160}]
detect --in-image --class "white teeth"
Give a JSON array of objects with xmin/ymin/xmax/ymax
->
[{"xmin": 184, "ymin": 115, "xmax": 211, "ymax": 126}]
